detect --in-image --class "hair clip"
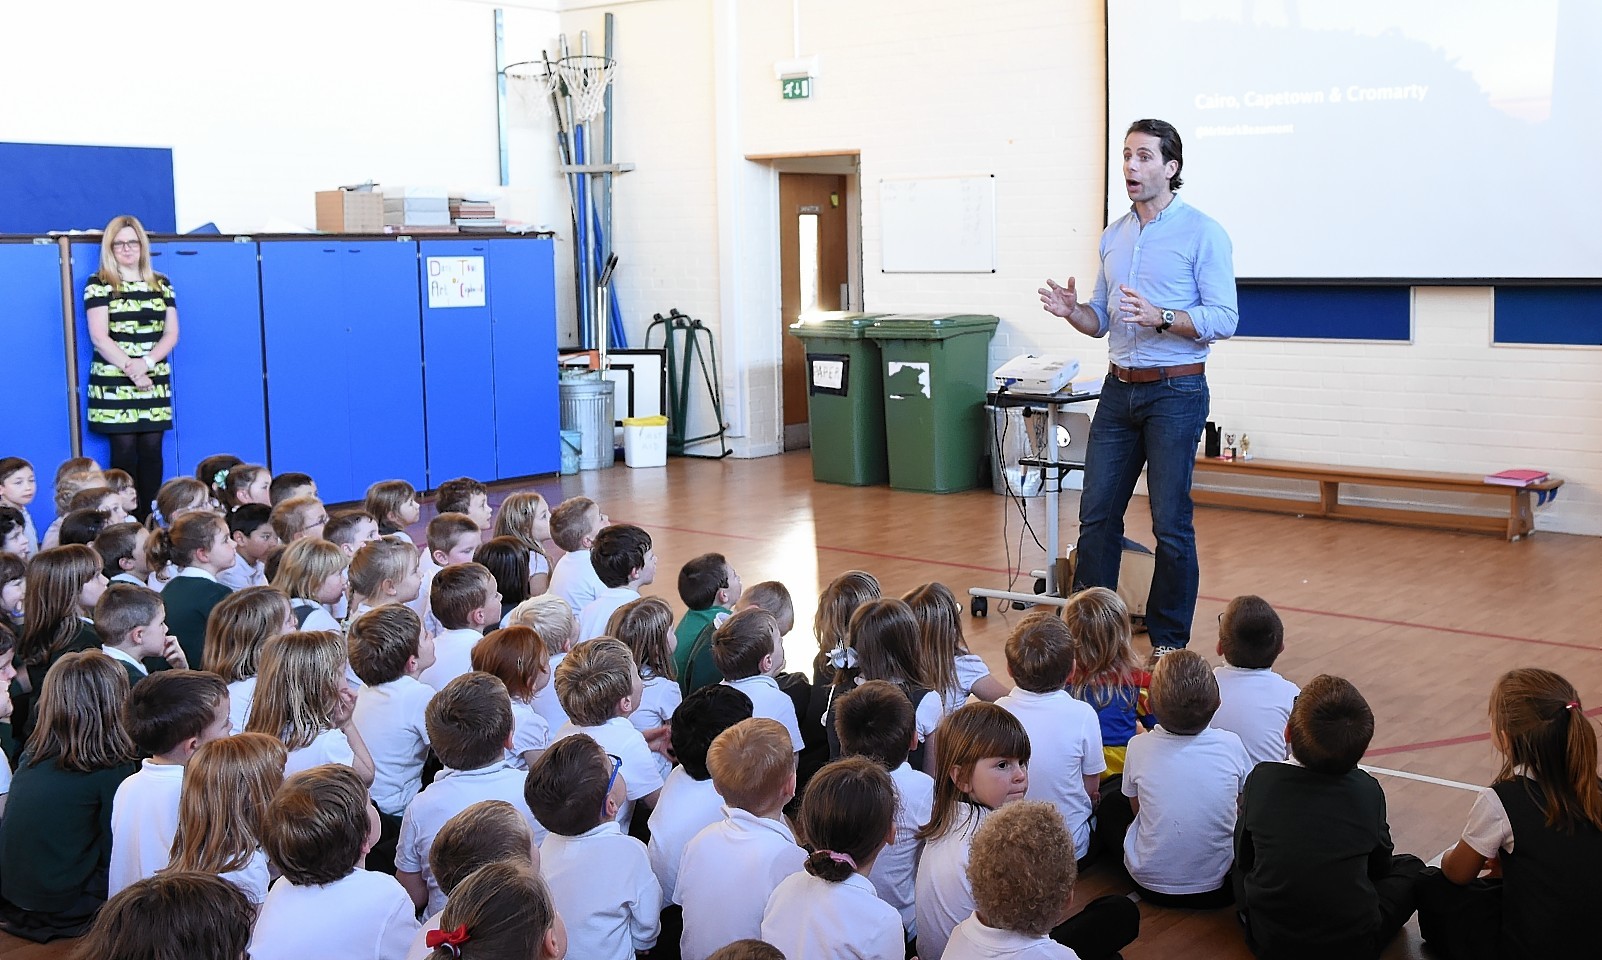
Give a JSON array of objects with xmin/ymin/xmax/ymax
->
[
  {"xmin": 1566, "ymin": 701, "xmax": 1580, "ymax": 711},
  {"xmin": 426, "ymin": 924, "xmax": 472, "ymax": 958},
  {"xmin": 212, "ymin": 469, "xmax": 229, "ymax": 490},
  {"xmin": 150, "ymin": 501, "xmax": 166, "ymax": 528},
  {"xmin": 822, "ymin": 850, "xmax": 858, "ymax": 869},
  {"xmin": 826, "ymin": 645, "xmax": 858, "ymax": 670}
]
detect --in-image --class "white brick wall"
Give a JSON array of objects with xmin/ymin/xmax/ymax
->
[{"xmin": 558, "ymin": 0, "xmax": 1600, "ymax": 535}]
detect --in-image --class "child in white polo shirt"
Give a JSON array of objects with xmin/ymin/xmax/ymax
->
[
  {"xmin": 942, "ymin": 801, "xmax": 1082, "ymax": 960},
  {"xmin": 716, "ymin": 609, "xmax": 804, "ymax": 752},
  {"xmin": 418, "ymin": 563, "xmax": 500, "ymax": 692},
  {"xmin": 526, "ymin": 733, "xmax": 662, "ymax": 960},
  {"xmin": 647, "ymin": 685, "xmax": 753, "ymax": 906},
  {"xmin": 395, "ymin": 672, "xmax": 545, "ymax": 917},
  {"xmin": 676, "ymin": 718, "xmax": 805, "ymax": 960},
  {"xmin": 402, "ymin": 800, "xmax": 538, "ymax": 959},
  {"xmin": 414, "ymin": 512, "xmax": 481, "ymax": 636},
  {"xmin": 546, "ymin": 497, "xmax": 607, "ymax": 614},
  {"xmin": 108, "ymin": 670, "xmax": 231, "ymax": 896},
  {"xmin": 551, "ymin": 638, "xmax": 665, "ymax": 825},
  {"xmin": 833, "ymin": 679, "xmax": 935, "ymax": 943},
  {"xmin": 1209, "ymin": 594, "xmax": 1299, "ymax": 767},
  {"xmin": 995, "ymin": 611, "xmax": 1105, "ymax": 861},
  {"xmin": 218, "ymin": 505, "xmax": 276, "ymax": 592},
  {"xmin": 248, "ymin": 765, "xmax": 418, "ymax": 960},
  {"xmin": 576, "ymin": 523, "xmax": 657, "ymax": 643},
  {"xmin": 348, "ymin": 605, "xmax": 436, "ymax": 874},
  {"xmin": 760, "ymin": 757, "xmax": 903, "ymax": 959},
  {"xmin": 1116, "ymin": 649, "xmax": 1249, "ymax": 907}
]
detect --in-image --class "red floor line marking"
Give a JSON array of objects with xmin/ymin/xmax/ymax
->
[
  {"xmin": 1366, "ymin": 706, "xmax": 1602, "ymax": 758},
  {"xmin": 644, "ymin": 524, "xmax": 1600, "ymax": 652}
]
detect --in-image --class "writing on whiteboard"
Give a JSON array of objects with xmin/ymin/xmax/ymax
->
[{"xmin": 427, "ymin": 256, "xmax": 486, "ymax": 308}]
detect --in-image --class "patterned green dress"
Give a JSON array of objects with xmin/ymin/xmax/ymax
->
[{"xmin": 82, "ymin": 275, "xmax": 175, "ymax": 433}]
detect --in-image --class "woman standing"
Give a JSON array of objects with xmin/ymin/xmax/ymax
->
[{"xmin": 84, "ymin": 216, "xmax": 178, "ymax": 521}]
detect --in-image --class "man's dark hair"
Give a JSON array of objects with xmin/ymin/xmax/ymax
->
[
  {"xmin": 590, "ymin": 524, "xmax": 652, "ymax": 589},
  {"xmin": 1128, "ymin": 118, "xmax": 1183, "ymax": 191}
]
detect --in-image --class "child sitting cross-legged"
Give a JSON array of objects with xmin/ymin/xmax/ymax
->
[
  {"xmin": 163, "ymin": 732, "xmax": 287, "ymax": 906},
  {"xmin": 575, "ymin": 523, "xmax": 657, "ymax": 643},
  {"xmin": 759, "ymin": 756, "xmax": 904, "ymax": 960},
  {"xmin": 244, "ymin": 630, "xmax": 375, "ymax": 784},
  {"xmin": 673, "ymin": 551, "xmax": 742, "ymax": 682},
  {"xmin": 471, "ymin": 625, "xmax": 554, "ymax": 770},
  {"xmin": 218, "ymin": 504, "xmax": 277, "ymax": 592},
  {"xmin": 1106, "ymin": 649, "xmax": 1249, "ymax": 907},
  {"xmin": 942, "ymin": 800, "xmax": 1083, "ymax": 960},
  {"xmin": 526, "ymin": 733, "xmax": 662, "ymax": 960},
  {"xmin": 508, "ymin": 593, "xmax": 578, "ymax": 733},
  {"xmin": 418, "ymin": 563, "xmax": 500, "ymax": 692},
  {"xmin": 421, "ymin": 861, "xmax": 566, "ymax": 960},
  {"xmin": 203, "ymin": 585, "xmax": 293, "ymax": 734},
  {"xmin": 716, "ymin": 608, "xmax": 804, "ymax": 753},
  {"xmin": 676, "ymin": 718, "xmax": 804, "ymax": 960},
  {"xmin": 248, "ymin": 765, "xmax": 420, "ymax": 960},
  {"xmin": 552, "ymin": 638, "xmax": 665, "ymax": 824},
  {"xmin": 151, "ymin": 512, "xmax": 236, "ymax": 669},
  {"xmin": 545, "ymin": 497, "xmax": 607, "ymax": 614},
  {"xmin": 73, "ymin": 873, "xmax": 255, "ymax": 960},
  {"xmin": 395, "ymin": 671, "xmax": 545, "ymax": 918},
  {"xmin": 94, "ymin": 522, "xmax": 150, "ymax": 588},
  {"xmin": 349, "ymin": 605, "xmax": 436, "ymax": 873},
  {"xmin": 608, "ymin": 596, "xmax": 682, "ymax": 780},
  {"xmin": 833, "ymin": 679, "xmax": 935, "ymax": 943},
  {"xmin": 107, "ymin": 670, "xmax": 231, "ymax": 897},
  {"xmin": 1209, "ymin": 594, "xmax": 1299, "ymax": 766},
  {"xmin": 1234, "ymin": 675, "xmax": 1425, "ymax": 960},
  {"xmin": 404, "ymin": 799, "xmax": 539, "ymax": 956},
  {"xmin": 95, "ymin": 583, "xmax": 187, "ymax": 687}
]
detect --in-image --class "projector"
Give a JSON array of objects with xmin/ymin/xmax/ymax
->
[{"xmin": 993, "ymin": 355, "xmax": 1080, "ymax": 394}]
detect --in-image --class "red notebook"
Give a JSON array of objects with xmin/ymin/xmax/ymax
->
[{"xmin": 1484, "ymin": 469, "xmax": 1549, "ymax": 487}]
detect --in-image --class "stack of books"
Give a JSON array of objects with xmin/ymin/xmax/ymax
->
[
  {"xmin": 1484, "ymin": 468, "xmax": 1550, "ymax": 487},
  {"xmin": 450, "ymin": 197, "xmax": 506, "ymax": 232},
  {"xmin": 382, "ymin": 187, "xmax": 457, "ymax": 232}
]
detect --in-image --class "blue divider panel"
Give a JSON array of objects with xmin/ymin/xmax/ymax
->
[
  {"xmin": 261, "ymin": 241, "xmax": 426, "ymax": 505},
  {"xmin": 488, "ymin": 238, "xmax": 560, "ymax": 478},
  {"xmin": 1493, "ymin": 287, "xmax": 1602, "ymax": 346},
  {"xmin": 419, "ymin": 241, "xmax": 498, "ymax": 488},
  {"xmin": 1, "ymin": 242, "xmax": 76, "ymax": 532},
  {"xmin": 70, "ymin": 242, "xmax": 178, "ymax": 477},
  {"xmin": 1235, "ymin": 284, "xmax": 1411, "ymax": 341},
  {"xmin": 0, "ymin": 143, "xmax": 176, "ymax": 234},
  {"xmin": 149, "ymin": 242, "xmax": 268, "ymax": 476}
]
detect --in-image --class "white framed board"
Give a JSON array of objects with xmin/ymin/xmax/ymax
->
[{"xmin": 879, "ymin": 174, "xmax": 997, "ymax": 273}]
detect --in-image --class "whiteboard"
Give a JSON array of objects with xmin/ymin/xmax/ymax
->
[{"xmin": 879, "ymin": 175, "xmax": 996, "ymax": 273}]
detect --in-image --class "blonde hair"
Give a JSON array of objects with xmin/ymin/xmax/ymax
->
[
  {"xmin": 608, "ymin": 596, "xmax": 676, "ymax": 681},
  {"xmin": 554, "ymin": 638, "xmax": 637, "ymax": 726},
  {"xmin": 506, "ymin": 594, "xmax": 575, "ymax": 656},
  {"xmin": 347, "ymin": 537, "xmax": 418, "ymax": 608},
  {"xmin": 903, "ymin": 582, "xmax": 968, "ymax": 698},
  {"xmin": 706, "ymin": 717, "xmax": 796, "ymax": 811},
  {"xmin": 23, "ymin": 650, "xmax": 136, "ymax": 772},
  {"xmin": 1063, "ymin": 587, "xmax": 1141, "ymax": 706},
  {"xmin": 245, "ymin": 631, "xmax": 346, "ymax": 750},
  {"xmin": 269, "ymin": 495, "xmax": 323, "ymax": 543},
  {"xmin": 270, "ymin": 538, "xmax": 348, "ymax": 602},
  {"xmin": 493, "ymin": 491, "xmax": 551, "ymax": 564},
  {"xmin": 167, "ymin": 733, "xmax": 287, "ymax": 874},
  {"xmin": 54, "ymin": 465, "xmax": 106, "ymax": 515},
  {"xmin": 203, "ymin": 586, "xmax": 293, "ymax": 682},
  {"xmin": 95, "ymin": 215, "xmax": 159, "ymax": 291}
]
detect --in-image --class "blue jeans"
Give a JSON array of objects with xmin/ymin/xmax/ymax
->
[{"xmin": 1073, "ymin": 372, "xmax": 1209, "ymax": 649}]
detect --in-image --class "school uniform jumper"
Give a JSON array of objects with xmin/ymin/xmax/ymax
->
[{"xmin": 161, "ymin": 568, "xmax": 232, "ymax": 668}]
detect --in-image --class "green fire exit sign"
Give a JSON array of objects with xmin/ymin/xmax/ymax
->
[{"xmin": 781, "ymin": 77, "xmax": 811, "ymax": 100}]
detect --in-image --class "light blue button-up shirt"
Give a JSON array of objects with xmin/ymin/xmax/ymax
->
[{"xmin": 1088, "ymin": 194, "xmax": 1239, "ymax": 368}]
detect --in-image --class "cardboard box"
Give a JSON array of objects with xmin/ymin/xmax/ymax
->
[{"xmin": 315, "ymin": 190, "xmax": 384, "ymax": 233}]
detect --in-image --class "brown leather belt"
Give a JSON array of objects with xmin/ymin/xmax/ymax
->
[{"xmin": 1109, "ymin": 362, "xmax": 1205, "ymax": 384}]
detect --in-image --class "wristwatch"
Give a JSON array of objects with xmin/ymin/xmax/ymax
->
[{"xmin": 1157, "ymin": 309, "xmax": 1175, "ymax": 333}]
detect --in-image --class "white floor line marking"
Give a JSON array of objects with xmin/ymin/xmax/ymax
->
[{"xmin": 1360, "ymin": 764, "xmax": 1482, "ymax": 792}]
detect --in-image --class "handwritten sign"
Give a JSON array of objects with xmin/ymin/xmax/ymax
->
[{"xmin": 427, "ymin": 256, "xmax": 486, "ymax": 308}]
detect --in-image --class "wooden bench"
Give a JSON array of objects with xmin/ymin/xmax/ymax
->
[{"xmin": 1192, "ymin": 457, "xmax": 1563, "ymax": 540}]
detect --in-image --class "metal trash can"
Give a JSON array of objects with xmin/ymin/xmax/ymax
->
[
  {"xmin": 559, "ymin": 371, "xmax": 616, "ymax": 470},
  {"xmin": 866, "ymin": 313, "xmax": 1000, "ymax": 493},
  {"xmin": 787, "ymin": 312, "xmax": 890, "ymax": 486},
  {"xmin": 988, "ymin": 404, "xmax": 1048, "ymax": 497}
]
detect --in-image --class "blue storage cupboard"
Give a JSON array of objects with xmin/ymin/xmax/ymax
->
[{"xmin": 2, "ymin": 241, "xmax": 77, "ymax": 532}]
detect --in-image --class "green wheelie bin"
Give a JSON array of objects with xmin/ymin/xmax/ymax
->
[
  {"xmin": 866, "ymin": 313, "xmax": 1000, "ymax": 493},
  {"xmin": 787, "ymin": 312, "xmax": 890, "ymax": 485}
]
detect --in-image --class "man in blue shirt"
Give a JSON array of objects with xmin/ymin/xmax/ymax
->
[{"xmin": 1039, "ymin": 119, "xmax": 1238, "ymax": 654}]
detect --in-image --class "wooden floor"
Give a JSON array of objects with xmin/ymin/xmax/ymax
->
[{"xmin": 6, "ymin": 450, "xmax": 1597, "ymax": 958}]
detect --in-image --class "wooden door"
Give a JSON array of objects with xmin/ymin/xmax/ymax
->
[{"xmin": 779, "ymin": 173, "xmax": 850, "ymax": 444}]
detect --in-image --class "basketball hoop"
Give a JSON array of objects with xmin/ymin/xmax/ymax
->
[
  {"xmin": 557, "ymin": 55, "xmax": 616, "ymax": 125},
  {"xmin": 502, "ymin": 59, "xmax": 560, "ymax": 119}
]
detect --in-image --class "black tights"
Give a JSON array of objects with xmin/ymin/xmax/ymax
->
[{"xmin": 108, "ymin": 431, "xmax": 164, "ymax": 522}]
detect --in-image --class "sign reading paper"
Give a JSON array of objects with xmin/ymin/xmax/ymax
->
[
  {"xmin": 812, "ymin": 359, "xmax": 844, "ymax": 391},
  {"xmin": 426, "ymin": 256, "xmax": 486, "ymax": 308}
]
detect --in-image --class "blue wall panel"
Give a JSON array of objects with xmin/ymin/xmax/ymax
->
[
  {"xmin": 1493, "ymin": 287, "xmax": 1602, "ymax": 346},
  {"xmin": 345, "ymin": 243, "xmax": 427, "ymax": 502},
  {"xmin": 1235, "ymin": 284, "xmax": 1411, "ymax": 341},
  {"xmin": 70, "ymin": 243, "xmax": 178, "ymax": 477},
  {"xmin": 0, "ymin": 142, "xmax": 176, "ymax": 234},
  {"xmin": 488, "ymin": 238, "xmax": 560, "ymax": 478},
  {"xmin": 419, "ymin": 241, "xmax": 498, "ymax": 488},
  {"xmin": 149, "ymin": 242, "xmax": 268, "ymax": 476},
  {"xmin": 1, "ymin": 242, "xmax": 77, "ymax": 532}
]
